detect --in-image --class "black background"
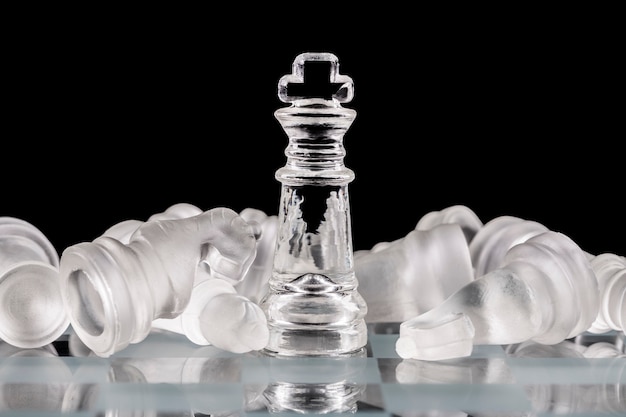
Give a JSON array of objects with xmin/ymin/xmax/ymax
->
[{"xmin": 4, "ymin": 10, "xmax": 624, "ymax": 259}]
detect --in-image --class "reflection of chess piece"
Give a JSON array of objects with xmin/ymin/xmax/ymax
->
[
  {"xmin": 64, "ymin": 329, "xmax": 248, "ymax": 416},
  {"xmin": 504, "ymin": 339, "xmax": 587, "ymax": 358},
  {"xmin": 354, "ymin": 223, "xmax": 474, "ymax": 322},
  {"xmin": 396, "ymin": 231, "xmax": 599, "ymax": 361},
  {"xmin": 259, "ymin": 52, "xmax": 367, "ymax": 356},
  {"xmin": 59, "ymin": 207, "xmax": 258, "ymax": 357},
  {"xmin": 505, "ymin": 338, "xmax": 626, "ymax": 414},
  {"xmin": 395, "ymin": 356, "xmax": 513, "ymax": 385},
  {"xmin": 0, "ymin": 217, "xmax": 69, "ymax": 348},
  {"xmin": 261, "ymin": 350, "xmax": 368, "ymax": 414},
  {"xmin": 0, "ymin": 341, "xmax": 72, "ymax": 413}
]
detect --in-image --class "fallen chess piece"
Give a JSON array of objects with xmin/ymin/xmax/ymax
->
[
  {"xmin": 233, "ymin": 207, "xmax": 278, "ymax": 305},
  {"xmin": 102, "ymin": 202, "xmax": 205, "ymax": 243},
  {"xmin": 0, "ymin": 217, "xmax": 69, "ymax": 348},
  {"xmin": 105, "ymin": 203, "xmax": 273, "ymax": 354},
  {"xmin": 396, "ymin": 230, "xmax": 600, "ymax": 361},
  {"xmin": 469, "ymin": 214, "xmax": 625, "ymax": 336},
  {"xmin": 354, "ymin": 205, "xmax": 481, "ymax": 323},
  {"xmin": 354, "ymin": 222, "xmax": 474, "ymax": 323},
  {"xmin": 415, "ymin": 204, "xmax": 484, "ymax": 244},
  {"xmin": 152, "ymin": 277, "xmax": 269, "ymax": 354},
  {"xmin": 59, "ymin": 205, "xmax": 259, "ymax": 357},
  {"xmin": 469, "ymin": 215, "xmax": 549, "ymax": 278},
  {"xmin": 587, "ymin": 253, "xmax": 626, "ymax": 334},
  {"xmin": 114, "ymin": 203, "xmax": 278, "ymax": 303}
]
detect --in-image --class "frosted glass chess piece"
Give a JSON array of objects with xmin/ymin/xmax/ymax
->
[
  {"xmin": 0, "ymin": 217, "xmax": 69, "ymax": 348},
  {"xmin": 152, "ymin": 277, "xmax": 269, "ymax": 354},
  {"xmin": 469, "ymin": 215, "xmax": 549, "ymax": 277},
  {"xmin": 234, "ymin": 208, "xmax": 278, "ymax": 304},
  {"xmin": 586, "ymin": 253, "xmax": 626, "ymax": 334},
  {"xmin": 354, "ymin": 223, "xmax": 474, "ymax": 323},
  {"xmin": 469, "ymin": 214, "xmax": 625, "ymax": 336},
  {"xmin": 104, "ymin": 203, "xmax": 272, "ymax": 354},
  {"xmin": 396, "ymin": 231, "xmax": 600, "ymax": 361},
  {"xmin": 258, "ymin": 52, "xmax": 368, "ymax": 356},
  {"xmin": 415, "ymin": 204, "xmax": 484, "ymax": 243},
  {"xmin": 58, "ymin": 206, "xmax": 259, "ymax": 357},
  {"xmin": 102, "ymin": 202, "xmax": 204, "ymax": 243}
]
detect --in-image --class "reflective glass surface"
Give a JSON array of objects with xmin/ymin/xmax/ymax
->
[{"xmin": 1, "ymin": 324, "xmax": 624, "ymax": 415}]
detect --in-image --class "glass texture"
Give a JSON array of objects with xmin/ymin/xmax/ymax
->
[
  {"xmin": 1, "ymin": 327, "xmax": 624, "ymax": 415},
  {"xmin": 2, "ymin": 51, "xmax": 626, "ymax": 414},
  {"xmin": 354, "ymin": 223, "xmax": 474, "ymax": 323},
  {"xmin": 416, "ymin": 204, "xmax": 484, "ymax": 243},
  {"xmin": 59, "ymin": 206, "xmax": 258, "ymax": 357},
  {"xmin": 588, "ymin": 253, "xmax": 626, "ymax": 334},
  {"xmin": 469, "ymin": 215, "xmax": 549, "ymax": 277},
  {"xmin": 396, "ymin": 231, "xmax": 601, "ymax": 361},
  {"xmin": 258, "ymin": 52, "xmax": 368, "ymax": 356},
  {"xmin": 106, "ymin": 203, "xmax": 272, "ymax": 353},
  {"xmin": 0, "ymin": 217, "xmax": 68, "ymax": 348}
]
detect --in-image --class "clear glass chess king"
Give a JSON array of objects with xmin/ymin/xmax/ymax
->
[{"xmin": 259, "ymin": 52, "xmax": 368, "ymax": 356}]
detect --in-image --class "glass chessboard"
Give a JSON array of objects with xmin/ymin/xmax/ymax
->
[{"xmin": 0, "ymin": 323, "xmax": 624, "ymax": 416}]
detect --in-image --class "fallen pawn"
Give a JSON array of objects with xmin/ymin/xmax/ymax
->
[{"xmin": 396, "ymin": 231, "xmax": 600, "ymax": 361}]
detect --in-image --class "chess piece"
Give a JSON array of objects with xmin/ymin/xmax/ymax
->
[
  {"xmin": 469, "ymin": 215, "xmax": 549, "ymax": 277},
  {"xmin": 104, "ymin": 203, "xmax": 271, "ymax": 353},
  {"xmin": 152, "ymin": 277, "xmax": 269, "ymax": 353},
  {"xmin": 102, "ymin": 202, "xmax": 204, "ymax": 244},
  {"xmin": 396, "ymin": 231, "xmax": 600, "ymax": 361},
  {"xmin": 586, "ymin": 253, "xmax": 626, "ymax": 334},
  {"xmin": 354, "ymin": 223, "xmax": 474, "ymax": 323},
  {"xmin": 470, "ymin": 214, "xmax": 625, "ymax": 336},
  {"xmin": 105, "ymin": 204, "xmax": 278, "ymax": 299},
  {"xmin": 415, "ymin": 204, "xmax": 484, "ymax": 243},
  {"xmin": 0, "ymin": 217, "xmax": 68, "ymax": 348},
  {"xmin": 259, "ymin": 52, "xmax": 367, "ymax": 356},
  {"xmin": 235, "ymin": 208, "xmax": 278, "ymax": 304},
  {"xmin": 59, "ymin": 207, "xmax": 258, "ymax": 357}
]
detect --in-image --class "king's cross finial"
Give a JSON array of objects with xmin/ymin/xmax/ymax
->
[{"xmin": 278, "ymin": 52, "xmax": 354, "ymax": 105}]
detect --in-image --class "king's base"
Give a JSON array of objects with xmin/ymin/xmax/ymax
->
[
  {"xmin": 264, "ymin": 381, "xmax": 365, "ymax": 413},
  {"xmin": 262, "ymin": 320, "xmax": 368, "ymax": 357}
]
